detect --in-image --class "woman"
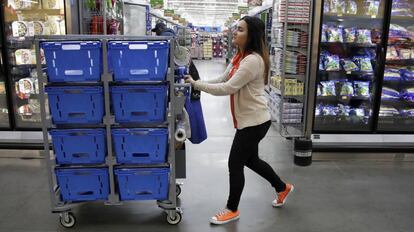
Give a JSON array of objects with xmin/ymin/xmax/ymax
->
[{"xmin": 185, "ymin": 16, "xmax": 294, "ymax": 225}]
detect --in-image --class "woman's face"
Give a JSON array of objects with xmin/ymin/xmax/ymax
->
[{"xmin": 232, "ymin": 20, "xmax": 248, "ymax": 50}]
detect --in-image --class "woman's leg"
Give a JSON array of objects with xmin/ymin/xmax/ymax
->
[
  {"xmin": 245, "ymin": 121, "xmax": 286, "ymax": 192},
  {"xmin": 226, "ymin": 127, "xmax": 259, "ymax": 212}
]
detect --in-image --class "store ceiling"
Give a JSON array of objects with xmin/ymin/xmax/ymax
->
[{"xmin": 165, "ymin": 0, "xmax": 241, "ymax": 27}]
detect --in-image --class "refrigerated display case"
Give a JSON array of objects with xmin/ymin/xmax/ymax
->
[
  {"xmin": 79, "ymin": 0, "xmax": 124, "ymax": 35},
  {"xmin": 2, "ymin": 0, "xmax": 66, "ymax": 129},
  {"xmin": 0, "ymin": 44, "xmax": 11, "ymax": 128},
  {"xmin": 378, "ymin": 0, "xmax": 414, "ymax": 132},
  {"xmin": 305, "ymin": 0, "xmax": 414, "ymax": 150}
]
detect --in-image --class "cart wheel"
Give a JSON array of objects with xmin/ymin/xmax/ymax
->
[
  {"xmin": 59, "ymin": 212, "xmax": 76, "ymax": 228},
  {"xmin": 166, "ymin": 211, "xmax": 182, "ymax": 225},
  {"xmin": 176, "ymin": 184, "xmax": 182, "ymax": 197}
]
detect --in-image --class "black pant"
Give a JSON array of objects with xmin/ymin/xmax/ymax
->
[{"xmin": 226, "ymin": 121, "xmax": 286, "ymax": 212}]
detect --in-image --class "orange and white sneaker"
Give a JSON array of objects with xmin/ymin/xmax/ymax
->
[
  {"xmin": 210, "ymin": 208, "xmax": 240, "ymax": 225},
  {"xmin": 272, "ymin": 184, "xmax": 294, "ymax": 207}
]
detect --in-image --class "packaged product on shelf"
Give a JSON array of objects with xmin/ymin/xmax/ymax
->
[
  {"xmin": 353, "ymin": 56, "xmax": 373, "ymax": 72},
  {"xmin": 400, "ymin": 109, "xmax": 414, "ymax": 117},
  {"xmin": 389, "ymin": 24, "xmax": 414, "ymax": 42},
  {"xmin": 15, "ymin": 49, "xmax": 32, "ymax": 65},
  {"xmin": 12, "ymin": 21, "xmax": 28, "ymax": 37},
  {"xmin": 320, "ymin": 81, "xmax": 337, "ymax": 96},
  {"xmin": 356, "ymin": 29, "xmax": 373, "ymax": 44},
  {"xmin": 341, "ymin": 59, "xmax": 359, "ymax": 72},
  {"xmin": 16, "ymin": 77, "xmax": 37, "ymax": 100},
  {"xmin": 401, "ymin": 88, "xmax": 414, "ymax": 102},
  {"xmin": 282, "ymin": 108, "xmax": 302, "ymax": 114},
  {"xmin": 387, "ymin": 46, "xmax": 400, "ymax": 60},
  {"xmin": 42, "ymin": 0, "xmax": 62, "ymax": 9},
  {"xmin": 400, "ymin": 68, "xmax": 414, "ymax": 81},
  {"xmin": 344, "ymin": 28, "xmax": 356, "ymax": 43},
  {"xmin": 325, "ymin": 54, "xmax": 341, "ymax": 71},
  {"xmin": 381, "ymin": 87, "xmax": 400, "ymax": 100},
  {"xmin": 328, "ymin": 0, "xmax": 345, "ymax": 15},
  {"xmin": 379, "ymin": 106, "xmax": 400, "ymax": 117},
  {"xmin": 8, "ymin": 0, "xmax": 34, "ymax": 9},
  {"xmin": 384, "ymin": 68, "xmax": 402, "ymax": 81},
  {"xmin": 364, "ymin": 0, "xmax": 380, "ymax": 17},
  {"xmin": 339, "ymin": 81, "xmax": 354, "ymax": 96},
  {"xmin": 46, "ymin": 16, "xmax": 63, "ymax": 35},
  {"xmin": 321, "ymin": 104, "xmax": 338, "ymax": 116},
  {"xmin": 392, "ymin": 0, "xmax": 414, "ymax": 17},
  {"xmin": 399, "ymin": 49, "xmax": 411, "ymax": 59},
  {"xmin": 321, "ymin": 24, "xmax": 328, "ymax": 42},
  {"xmin": 327, "ymin": 26, "xmax": 344, "ymax": 43},
  {"xmin": 345, "ymin": 0, "xmax": 357, "ymax": 15},
  {"xmin": 354, "ymin": 81, "xmax": 370, "ymax": 97}
]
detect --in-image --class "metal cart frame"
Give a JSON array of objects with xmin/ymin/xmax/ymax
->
[{"xmin": 35, "ymin": 35, "xmax": 188, "ymax": 227}]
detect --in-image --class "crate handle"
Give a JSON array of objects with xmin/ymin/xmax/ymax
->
[
  {"xmin": 129, "ymin": 44, "xmax": 148, "ymax": 50},
  {"xmin": 131, "ymin": 111, "xmax": 148, "ymax": 116},
  {"xmin": 64, "ymin": 89, "xmax": 83, "ymax": 94},
  {"xmin": 64, "ymin": 70, "xmax": 84, "ymax": 76},
  {"xmin": 128, "ymin": 89, "xmax": 148, "ymax": 93},
  {"xmin": 78, "ymin": 191, "xmax": 94, "ymax": 195},
  {"xmin": 130, "ymin": 131, "xmax": 149, "ymax": 135},
  {"xmin": 68, "ymin": 112, "xmax": 86, "ymax": 118},
  {"xmin": 62, "ymin": 44, "xmax": 81, "ymax": 50},
  {"xmin": 135, "ymin": 191, "xmax": 153, "ymax": 195},
  {"xmin": 130, "ymin": 69, "xmax": 149, "ymax": 75},
  {"xmin": 132, "ymin": 153, "xmax": 149, "ymax": 157},
  {"xmin": 68, "ymin": 132, "xmax": 87, "ymax": 136},
  {"xmin": 72, "ymin": 153, "xmax": 89, "ymax": 158}
]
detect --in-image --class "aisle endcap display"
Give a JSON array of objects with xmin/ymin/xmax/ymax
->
[{"xmin": 35, "ymin": 35, "xmax": 186, "ymax": 227}]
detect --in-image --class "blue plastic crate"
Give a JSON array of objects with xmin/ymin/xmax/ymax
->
[
  {"xmin": 108, "ymin": 41, "xmax": 169, "ymax": 81},
  {"xmin": 114, "ymin": 168, "xmax": 169, "ymax": 201},
  {"xmin": 45, "ymin": 86, "xmax": 104, "ymax": 124},
  {"xmin": 112, "ymin": 128, "xmax": 168, "ymax": 164},
  {"xmin": 55, "ymin": 168, "xmax": 109, "ymax": 202},
  {"xmin": 42, "ymin": 41, "xmax": 102, "ymax": 82},
  {"xmin": 50, "ymin": 129, "xmax": 106, "ymax": 165},
  {"xmin": 110, "ymin": 85, "xmax": 167, "ymax": 123}
]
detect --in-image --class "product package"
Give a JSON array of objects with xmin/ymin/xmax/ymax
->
[
  {"xmin": 384, "ymin": 68, "xmax": 402, "ymax": 81},
  {"xmin": 320, "ymin": 81, "xmax": 337, "ymax": 96},
  {"xmin": 365, "ymin": 0, "xmax": 380, "ymax": 17},
  {"xmin": 353, "ymin": 56, "xmax": 373, "ymax": 72},
  {"xmin": 327, "ymin": 26, "xmax": 344, "ymax": 42},
  {"xmin": 345, "ymin": 0, "xmax": 357, "ymax": 14},
  {"xmin": 381, "ymin": 87, "xmax": 400, "ymax": 100},
  {"xmin": 341, "ymin": 59, "xmax": 359, "ymax": 72},
  {"xmin": 339, "ymin": 81, "xmax": 354, "ymax": 96},
  {"xmin": 356, "ymin": 29, "xmax": 373, "ymax": 44},
  {"xmin": 12, "ymin": 21, "xmax": 28, "ymax": 37},
  {"xmin": 354, "ymin": 81, "xmax": 370, "ymax": 97},
  {"xmin": 401, "ymin": 88, "xmax": 414, "ymax": 102},
  {"xmin": 344, "ymin": 28, "xmax": 356, "ymax": 43},
  {"xmin": 325, "ymin": 54, "xmax": 341, "ymax": 71}
]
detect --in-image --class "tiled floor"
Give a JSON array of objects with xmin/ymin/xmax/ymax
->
[{"xmin": 0, "ymin": 59, "xmax": 412, "ymax": 232}]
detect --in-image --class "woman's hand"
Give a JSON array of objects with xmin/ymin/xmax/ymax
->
[{"xmin": 184, "ymin": 75, "xmax": 195, "ymax": 84}]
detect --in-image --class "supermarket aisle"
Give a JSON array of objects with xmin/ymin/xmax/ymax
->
[{"xmin": 0, "ymin": 59, "xmax": 413, "ymax": 232}]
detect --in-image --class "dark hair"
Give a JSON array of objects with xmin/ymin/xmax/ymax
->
[{"xmin": 239, "ymin": 16, "xmax": 270, "ymax": 85}]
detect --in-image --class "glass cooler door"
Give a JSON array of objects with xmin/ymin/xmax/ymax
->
[
  {"xmin": 377, "ymin": 0, "xmax": 414, "ymax": 132},
  {"xmin": 0, "ymin": 46, "xmax": 11, "ymax": 128},
  {"xmin": 3, "ymin": 0, "xmax": 65, "ymax": 129},
  {"xmin": 313, "ymin": 0, "xmax": 387, "ymax": 132}
]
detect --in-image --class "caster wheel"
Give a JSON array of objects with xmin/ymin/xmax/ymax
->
[
  {"xmin": 176, "ymin": 184, "xmax": 182, "ymax": 197},
  {"xmin": 59, "ymin": 212, "xmax": 76, "ymax": 228},
  {"xmin": 166, "ymin": 211, "xmax": 182, "ymax": 225}
]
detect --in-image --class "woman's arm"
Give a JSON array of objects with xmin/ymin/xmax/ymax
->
[
  {"xmin": 192, "ymin": 55, "xmax": 259, "ymax": 96},
  {"xmin": 203, "ymin": 64, "xmax": 232, "ymax": 84}
]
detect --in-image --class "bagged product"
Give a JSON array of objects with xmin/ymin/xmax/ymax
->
[
  {"xmin": 353, "ymin": 56, "xmax": 373, "ymax": 72},
  {"xmin": 321, "ymin": 24, "xmax": 328, "ymax": 42},
  {"xmin": 381, "ymin": 87, "xmax": 400, "ymax": 100},
  {"xmin": 387, "ymin": 46, "xmax": 400, "ymax": 60},
  {"xmin": 399, "ymin": 49, "xmax": 411, "ymax": 59},
  {"xmin": 384, "ymin": 68, "xmax": 401, "ymax": 81},
  {"xmin": 325, "ymin": 54, "xmax": 341, "ymax": 71},
  {"xmin": 365, "ymin": 0, "xmax": 380, "ymax": 17},
  {"xmin": 341, "ymin": 59, "xmax": 359, "ymax": 72},
  {"xmin": 400, "ymin": 68, "xmax": 414, "ymax": 81},
  {"xmin": 320, "ymin": 81, "xmax": 337, "ymax": 96},
  {"xmin": 354, "ymin": 81, "xmax": 370, "ymax": 97},
  {"xmin": 345, "ymin": 0, "xmax": 357, "ymax": 14},
  {"xmin": 356, "ymin": 29, "xmax": 373, "ymax": 44},
  {"xmin": 327, "ymin": 26, "xmax": 344, "ymax": 42},
  {"xmin": 344, "ymin": 28, "xmax": 356, "ymax": 43},
  {"xmin": 339, "ymin": 81, "xmax": 354, "ymax": 96}
]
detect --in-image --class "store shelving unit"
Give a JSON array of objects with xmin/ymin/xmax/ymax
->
[
  {"xmin": 35, "ymin": 35, "xmax": 187, "ymax": 227},
  {"xmin": 268, "ymin": 0, "xmax": 313, "ymax": 138}
]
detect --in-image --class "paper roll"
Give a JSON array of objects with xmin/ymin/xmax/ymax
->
[{"xmin": 175, "ymin": 127, "xmax": 187, "ymax": 142}]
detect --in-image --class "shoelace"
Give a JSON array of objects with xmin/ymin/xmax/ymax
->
[{"xmin": 216, "ymin": 209, "xmax": 231, "ymax": 217}]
